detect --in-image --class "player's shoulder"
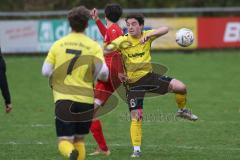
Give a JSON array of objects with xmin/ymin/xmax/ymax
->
[
  {"xmin": 51, "ymin": 33, "xmax": 100, "ymax": 53},
  {"xmin": 81, "ymin": 34, "xmax": 99, "ymax": 46},
  {"xmin": 109, "ymin": 24, "xmax": 123, "ymax": 33},
  {"xmin": 113, "ymin": 34, "xmax": 127, "ymax": 42},
  {"xmin": 120, "ymin": 33, "xmax": 132, "ymax": 41},
  {"xmin": 143, "ymin": 29, "xmax": 155, "ymax": 35},
  {"xmin": 73, "ymin": 33, "xmax": 100, "ymax": 49},
  {"xmin": 81, "ymin": 35, "xmax": 102, "ymax": 52},
  {"xmin": 110, "ymin": 23, "xmax": 121, "ymax": 30},
  {"xmin": 51, "ymin": 34, "xmax": 69, "ymax": 47}
]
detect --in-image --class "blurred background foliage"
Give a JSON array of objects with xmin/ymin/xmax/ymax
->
[{"xmin": 1, "ymin": 0, "xmax": 240, "ymax": 11}]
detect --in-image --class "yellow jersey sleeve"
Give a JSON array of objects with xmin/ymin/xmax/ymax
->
[
  {"xmin": 45, "ymin": 44, "xmax": 56, "ymax": 65},
  {"xmin": 110, "ymin": 36, "xmax": 126, "ymax": 52},
  {"xmin": 144, "ymin": 29, "xmax": 158, "ymax": 42}
]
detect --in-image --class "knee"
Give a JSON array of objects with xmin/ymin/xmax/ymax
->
[
  {"xmin": 178, "ymin": 83, "xmax": 187, "ymax": 94},
  {"xmin": 58, "ymin": 137, "xmax": 73, "ymax": 144},
  {"xmin": 169, "ymin": 79, "xmax": 187, "ymax": 94},
  {"xmin": 131, "ymin": 109, "xmax": 143, "ymax": 121},
  {"xmin": 74, "ymin": 136, "xmax": 84, "ymax": 143}
]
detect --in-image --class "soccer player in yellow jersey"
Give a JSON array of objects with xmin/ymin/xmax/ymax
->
[
  {"xmin": 109, "ymin": 13, "xmax": 198, "ymax": 157},
  {"xmin": 41, "ymin": 6, "xmax": 109, "ymax": 160}
]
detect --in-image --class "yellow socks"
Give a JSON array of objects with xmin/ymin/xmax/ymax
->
[
  {"xmin": 175, "ymin": 93, "xmax": 187, "ymax": 109},
  {"xmin": 58, "ymin": 140, "xmax": 86, "ymax": 160},
  {"xmin": 74, "ymin": 141, "xmax": 86, "ymax": 160},
  {"xmin": 58, "ymin": 140, "xmax": 75, "ymax": 157},
  {"xmin": 130, "ymin": 119, "xmax": 142, "ymax": 148}
]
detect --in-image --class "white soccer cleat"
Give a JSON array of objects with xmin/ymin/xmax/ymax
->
[
  {"xmin": 176, "ymin": 108, "xmax": 198, "ymax": 121},
  {"xmin": 131, "ymin": 151, "xmax": 141, "ymax": 158}
]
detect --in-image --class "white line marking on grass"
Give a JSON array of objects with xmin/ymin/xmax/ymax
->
[
  {"xmin": 11, "ymin": 124, "xmax": 53, "ymax": 128},
  {"xmin": 108, "ymin": 144, "xmax": 240, "ymax": 151},
  {"xmin": 1, "ymin": 142, "xmax": 240, "ymax": 151},
  {"xmin": 9, "ymin": 141, "xmax": 17, "ymax": 145},
  {"xmin": 30, "ymin": 124, "xmax": 52, "ymax": 127},
  {"xmin": 36, "ymin": 141, "xmax": 43, "ymax": 145}
]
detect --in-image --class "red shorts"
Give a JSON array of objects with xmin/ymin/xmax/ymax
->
[{"xmin": 94, "ymin": 52, "xmax": 124, "ymax": 105}]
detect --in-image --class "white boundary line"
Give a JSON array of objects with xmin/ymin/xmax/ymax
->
[{"xmin": 0, "ymin": 141, "xmax": 239, "ymax": 151}]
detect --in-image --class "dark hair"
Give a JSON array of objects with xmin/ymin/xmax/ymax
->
[
  {"xmin": 105, "ymin": 3, "xmax": 122, "ymax": 23},
  {"xmin": 67, "ymin": 6, "xmax": 90, "ymax": 32},
  {"xmin": 125, "ymin": 13, "xmax": 144, "ymax": 25}
]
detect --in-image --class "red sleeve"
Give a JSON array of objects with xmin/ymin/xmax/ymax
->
[{"xmin": 96, "ymin": 19, "xmax": 107, "ymax": 37}]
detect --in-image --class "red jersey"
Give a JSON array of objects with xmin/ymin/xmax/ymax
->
[
  {"xmin": 94, "ymin": 19, "xmax": 124, "ymax": 104},
  {"xmin": 95, "ymin": 19, "xmax": 123, "ymax": 44}
]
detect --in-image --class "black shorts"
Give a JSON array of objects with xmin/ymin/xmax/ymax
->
[
  {"xmin": 127, "ymin": 72, "xmax": 173, "ymax": 111},
  {"xmin": 55, "ymin": 100, "xmax": 94, "ymax": 137}
]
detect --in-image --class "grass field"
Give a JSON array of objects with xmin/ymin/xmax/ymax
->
[{"xmin": 0, "ymin": 50, "xmax": 240, "ymax": 160}]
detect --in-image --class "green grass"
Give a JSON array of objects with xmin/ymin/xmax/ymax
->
[{"xmin": 0, "ymin": 50, "xmax": 240, "ymax": 160}]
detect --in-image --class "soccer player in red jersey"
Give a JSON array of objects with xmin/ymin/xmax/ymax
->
[{"xmin": 89, "ymin": 3, "xmax": 124, "ymax": 156}]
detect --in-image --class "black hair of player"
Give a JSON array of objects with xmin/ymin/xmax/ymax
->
[
  {"xmin": 125, "ymin": 13, "xmax": 144, "ymax": 25},
  {"xmin": 105, "ymin": 3, "xmax": 122, "ymax": 23}
]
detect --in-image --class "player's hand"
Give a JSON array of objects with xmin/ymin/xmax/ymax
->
[
  {"xmin": 118, "ymin": 73, "xmax": 128, "ymax": 82},
  {"xmin": 5, "ymin": 103, "xmax": 12, "ymax": 113},
  {"xmin": 140, "ymin": 35, "xmax": 150, "ymax": 44},
  {"xmin": 91, "ymin": 8, "xmax": 99, "ymax": 20}
]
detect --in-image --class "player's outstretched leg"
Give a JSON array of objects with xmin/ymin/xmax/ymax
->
[{"xmin": 169, "ymin": 79, "xmax": 198, "ymax": 121}]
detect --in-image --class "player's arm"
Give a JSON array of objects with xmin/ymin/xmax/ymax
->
[
  {"xmin": 42, "ymin": 62, "xmax": 54, "ymax": 77},
  {"xmin": 91, "ymin": 8, "xmax": 107, "ymax": 37},
  {"xmin": 93, "ymin": 44, "xmax": 109, "ymax": 81},
  {"xmin": 104, "ymin": 36, "xmax": 125, "ymax": 54},
  {"xmin": 42, "ymin": 46, "xmax": 56, "ymax": 77},
  {"xmin": 140, "ymin": 27, "xmax": 169, "ymax": 44},
  {"xmin": 94, "ymin": 62, "xmax": 109, "ymax": 81}
]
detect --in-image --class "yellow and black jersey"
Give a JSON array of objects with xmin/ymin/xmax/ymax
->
[
  {"xmin": 45, "ymin": 32, "xmax": 104, "ymax": 104},
  {"xmin": 111, "ymin": 30, "xmax": 157, "ymax": 83}
]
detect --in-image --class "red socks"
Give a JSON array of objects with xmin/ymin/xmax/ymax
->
[{"xmin": 90, "ymin": 119, "xmax": 109, "ymax": 151}]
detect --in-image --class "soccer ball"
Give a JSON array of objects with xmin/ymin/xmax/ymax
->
[{"xmin": 176, "ymin": 28, "xmax": 194, "ymax": 47}]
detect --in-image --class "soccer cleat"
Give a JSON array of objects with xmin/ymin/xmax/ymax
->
[
  {"xmin": 69, "ymin": 149, "xmax": 79, "ymax": 160},
  {"xmin": 131, "ymin": 151, "xmax": 141, "ymax": 158},
  {"xmin": 176, "ymin": 108, "xmax": 198, "ymax": 121},
  {"xmin": 88, "ymin": 148, "xmax": 111, "ymax": 156}
]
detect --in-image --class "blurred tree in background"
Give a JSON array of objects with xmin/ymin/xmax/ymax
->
[{"xmin": 0, "ymin": 0, "xmax": 240, "ymax": 11}]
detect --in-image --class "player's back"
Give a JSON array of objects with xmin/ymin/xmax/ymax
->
[
  {"xmin": 103, "ymin": 23, "xmax": 123, "ymax": 68},
  {"xmin": 48, "ymin": 32, "xmax": 104, "ymax": 104},
  {"xmin": 52, "ymin": 32, "xmax": 102, "ymax": 67},
  {"xmin": 104, "ymin": 23, "xmax": 123, "ymax": 44}
]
